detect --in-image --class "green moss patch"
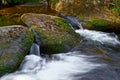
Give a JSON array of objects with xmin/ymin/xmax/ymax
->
[
  {"xmin": 21, "ymin": 30, "xmax": 34, "ymax": 53},
  {"xmin": 89, "ymin": 18, "xmax": 108, "ymax": 27},
  {"xmin": 77, "ymin": 16, "xmax": 112, "ymax": 32},
  {"xmin": 0, "ymin": 42, "xmax": 10, "ymax": 49}
]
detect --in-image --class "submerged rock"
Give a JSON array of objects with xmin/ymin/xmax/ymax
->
[
  {"xmin": 0, "ymin": 25, "xmax": 33, "ymax": 75},
  {"xmin": 21, "ymin": 13, "xmax": 80, "ymax": 54}
]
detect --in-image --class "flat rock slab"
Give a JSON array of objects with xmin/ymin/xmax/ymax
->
[
  {"xmin": 21, "ymin": 13, "xmax": 80, "ymax": 54},
  {"xmin": 0, "ymin": 25, "xmax": 33, "ymax": 75}
]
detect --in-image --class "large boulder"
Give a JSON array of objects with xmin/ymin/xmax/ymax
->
[
  {"xmin": 21, "ymin": 13, "xmax": 80, "ymax": 54},
  {"xmin": 0, "ymin": 25, "xmax": 33, "ymax": 75},
  {"xmin": 78, "ymin": 17, "xmax": 120, "ymax": 34}
]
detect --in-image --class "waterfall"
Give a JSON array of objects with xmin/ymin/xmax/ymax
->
[
  {"xmin": 75, "ymin": 29, "xmax": 120, "ymax": 46},
  {"xmin": 0, "ymin": 51, "xmax": 102, "ymax": 80},
  {"xmin": 58, "ymin": 13, "xmax": 83, "ymax": 30},
  {"xmin": 0, "ymin": 28, "xmax": 102, "ymax": 80},
  {"xmin": 63, "ymin": 16, "xmax": 83, "ymax": 30},
  {"xmin": 1, "ymin": 16, "xmax": 120, "ymax": 80},
  {"xmin": 61, "ymin": 15, "xmax": 120, "ymax": 46}
]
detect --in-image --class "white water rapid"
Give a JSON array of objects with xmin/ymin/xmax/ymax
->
[
  {"xmin": 75, "ymin": 29, "xmax": 120, "ymax": 46},
  {"xmin": 1, "ymin": 16, "xmax": 120, "ymax": 80},
  {"xmin": 0, "ymin": 50, "xmax": 102, "ymax": 80}
]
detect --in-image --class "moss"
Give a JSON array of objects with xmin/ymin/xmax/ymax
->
[
  {"xmin": 0, "ymin": 15, "xmax": 15, "ymax": 27},
  {"xmin": 0, "ymin": 53, "xmax": 25, "ymax": 75},
  {"xmin": 33, "ymin": 25, "xmax": 79, "ymax": 54},
  {"xmin": 21, "ymin": 14, "xmax": 80, "ymax": 54},
  {"xmin": 89, "ymin": 18, "xmax": 108, "ymax": 27},
  {"xmin": 0, "ymin": 29, "xmax": 34, "ymax": 75},
  {"xmin": 33, "ymin": 17, "xmax": 80, "ymax": 54},
  {"xmin": 0, "ymin": 42, "xmax": 10, "ymax": 49},
  {"xmin": 77, "ymin": 16, "xmax": 84, "ymax": 22},
  {"xmin": 34, "ymin": 27, "xmax": 66, "ymax": 54},
  {"xmin": 0, "ymin": 52, "xmax": 15, "ymax": 75},
  {"xmin": 21, "ymin": 30, "xmax": 34, "ymax": 53},
  {"xmin": 52, "ymin": 17, "xmax": 70, "ymax": 31},
  {"xmin": 80, "ymin": 18, "xmax": 110, "ymax": 31},
  {"xmin": 0, "ymin": 52, "xmax": 12, "ymax": 64},
  {"xmin": 52, "ymin": 17, "xmax": 79, "ymax": 38},
  {"xmin": 108, "ymin": 0, "xmax": 120, "ymax": 16},
  {"xmin": 0, "ymin": 65, "xmax": 15, "ymax": 75}
]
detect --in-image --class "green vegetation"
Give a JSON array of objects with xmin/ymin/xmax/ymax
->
[
  {"xmin": 0, "ymin": 65, "xmax": 15, "ymax": 75},
  {"xmin": 0, "ymin": 53, "xmax": 26, "ymax": 75},
  {"xmin": 0, "ymin": 52, "xmax": 12, "ymax": 65},
  {"xmin": 33, "ymin": 26, "xmax": 68, "ymax": 54},
  {"xmin": 0, "ymin": 52, "xmax": 14, "ymax": 75},
  {"xmin": 77, "ymin": 16, "xmax": 84, "ymax": 22},
  {"xmin": 0, "ymin": 29, "xmax": 34, "ymax": 75},
  {"xmin": 108, "ymin": 0, "xmax": 120, "ymax": 16},
  {"xmin": 53, "ymin": 17, "xmax": 70, "ymax": 30},
  {"xmin": 0, "ymin": 42, "xmax": 10, "ymax": 49},
  {"xmin": 89, "ymin": 18, "xmax": 108, "ymax": 27},
  {"xmin": 21, "ymin": 30, "xmax": 34, "ymax": 53},
  {"xmin": 0, "ymin": 16, "xmax": 15, "ymax": 27},
  {"xmin": 52, "ymin": 17, "xmax": 79, "ymax": 38},
  {"xmin": 0, "ymin": 15, "xmax": 23, "ymax": 27},
  {"xmin": 77, "ymin": 17, "xmax": 109, "ymax": 31},
  {"xmin": 88, "ymin": 18, "xmax": 109, "ymax": 31},
  {"xmin": 26, "ymin": 16, "xmax": 80, "ymax": 54}
]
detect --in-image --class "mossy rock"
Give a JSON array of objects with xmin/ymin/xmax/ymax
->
[
  {"xmin": 77, "ymin": 16, "xmax": 120, "ymax": 34},
  {"xmin": 0, "ymin": 25, "xmax": 33, "ymax": 76},
  {"xmin": 21, "ymin": 13, "xmax": 80, "ymax": 54}
]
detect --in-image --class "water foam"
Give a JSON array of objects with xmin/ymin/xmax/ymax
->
[
  {"xmin": 75, "ymin": 29, "xmax": 120, "ymax": 45},
  {"xmin": 0, "ymin": 51, "xmax": 101, "ymax": 80}
]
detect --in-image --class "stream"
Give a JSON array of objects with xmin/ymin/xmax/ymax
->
[{"xmin": 0, "ymin": 15, "xmax": 120, "ymax": 80}]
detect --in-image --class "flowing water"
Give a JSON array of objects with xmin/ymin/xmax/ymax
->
[{"xmin": 1, "ymin": 16, "xmax": 120, "ymax": 80}]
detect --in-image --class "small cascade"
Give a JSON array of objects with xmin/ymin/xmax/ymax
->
[
  {"xmin": 0, "ymin": 51, "xmax": 102, "ymax": 80},
  {"xmin": 0, "ymin": 28, "xmax": 102, "ymax": 80},
  {"xmin": 58, "ymin": 13, "xmax": 83, "ymax": 30},
  {"xmin": 75, "ymin": 29, "xmax": 120, "ymax": 46},
  {"xmin": 17, "ymin": 29, "xmax": 44, "ymax": 73},
  {"xmin": 1, "ymin": 15, "xmax": 120, "ymax": 80},
  {"xmin": 63, "ymin": 16, "xmax": 83, "ymax": 30},
  {"xmin": 29, "ymin": 29, "xmax": 40, "ymax": 56},
  {"xmin": 60, "ymin": 14, "xmax": 120, "ymax": 46},
  {"xmin": 29, "ymin": 43, "xmax": 40, "ymax": 56}
]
